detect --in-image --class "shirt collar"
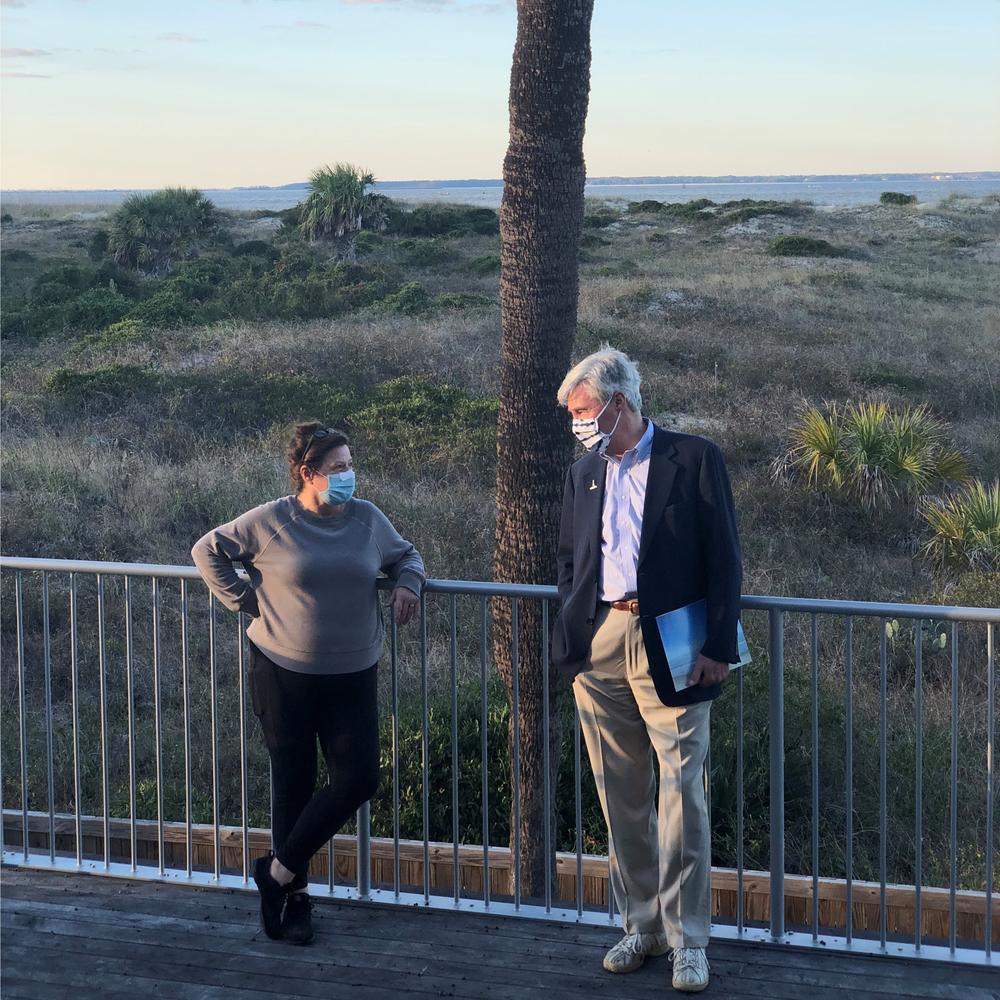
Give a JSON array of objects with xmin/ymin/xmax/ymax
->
[{"xmin": 604, "ymin": 417, "xmax": 653, "ymax": 465}]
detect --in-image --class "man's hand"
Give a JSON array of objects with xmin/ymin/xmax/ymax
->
[
  {"xmin": 688, "ymin": 653, "xmax": 729, "ymax": 687},
  {"xmin": 389, "ymin": 586, "xmax": 420, "ymax": 626}
]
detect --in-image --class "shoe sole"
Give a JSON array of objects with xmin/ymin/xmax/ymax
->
[{"xmin": 672, "ymin": 980, "xmax": 709, "ymax": 993}]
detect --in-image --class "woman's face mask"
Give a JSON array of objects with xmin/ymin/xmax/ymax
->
[
  {"xmin": 571, "ymin": 395, "xmax": 622, "ymax": 455},
  {"xmin": 318, "ymin": 469, "xmax": 355, "ymax": 505}
]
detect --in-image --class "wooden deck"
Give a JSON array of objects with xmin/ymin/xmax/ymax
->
[{"xmin": 1, "ymin": 868, "xmax": 996, "ymax": 1000}]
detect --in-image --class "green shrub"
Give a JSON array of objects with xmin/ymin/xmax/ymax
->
[
  {"xmin": 776, "ymin": 401, "xmax": 970, "ymax": 510},
  {"xmin": 592, "ymin": 259, "xmax": 639, "ymax": 277},
  {"xmin": 88, "ymin": 317, "xmax": 148, "ymax": 348},
  {"xmin": 2, "ymin": 248, "xmax": 35, "ymax": 263},
  {"xmin": 766, "ymin": 235, "xmax": 853, "ymax": 258},
  {"xmin": 379, "ymin": 281, "xmax": 432, "ymax": 315},
  {"xmin": 921, "ymin": 480, "xmax": 1000, "ymax": 573},
  {"xmin": 856, "ymin": 363, "xmax": 926, "ymax": 392},
  {"xmin": 386, "ymin": 203, "xmax": 499, "ymax": 238},
  {"xmin": 583, "ymin": 209, "xmax": 619, "ymax": 229},
  {"xmin": 31, "ymin": 264, "xmax": 94, "ymax": 305},
  {"xmin": 88, "ymin": 229, "xmax": 110, "ymax": 261},
  {"xmin": 627, "ymin": 199, "xmax": 668, "ymax": 214},
  {"xmin": 233, "ymin": 240, "xmax": 279, "ymax": 262},
  {"xmin": 579, "ymin": 232, "xmax": 610, "ymax": 248},
  {"xmin": 354, "ymin": 230, "xmax": 385, "ymax": 256},
  {"xmin": 349, "ymin": 375, "xmax": 498, "ymax": 476},
  {"xmin": 107, "ymin": 187, "xmax": 222, "ymax": 274},
  {"xmin": 660, "ymin": 198, "xmax": 716, "ymax": 219},
  {"xmin": 44, "ymin": 363, "xmax": 160, "ymax": 405},
  {"xmin": 467, "ymin": 253, "xmax": 500, "ymax": 276},
  {"xmin": 65, "ymin": 287, "xmax": 131, "ymax": 332},
  {"xmin": 880, "ymin": 191, "xmax": 918, "ymax": 206},
  {"xmin": 1, "ymin": 211, "xmax": 12, "ymax": 223},
  {"xmin": 432, "ymin": 292, "xmax": 493, "ymax": 309},
  {"xmin": 723, "ymin": 201, "xmax": 811, "ymax": 224},
  {"xmin": 127, "ymin": 286, "xmax": 199, "ymax": 327},
  {"xmin": 396, "ymin": 237, "xmax": 458, "ymax": 267}
]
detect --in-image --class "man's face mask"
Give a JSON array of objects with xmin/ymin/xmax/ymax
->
[
  {"xmin": 571, "ymin": 395, "xmax": 622, "ymax": 455},
  {"xmin": 319, "ymin": 469, "xmax": 356, "ymax": 505}
]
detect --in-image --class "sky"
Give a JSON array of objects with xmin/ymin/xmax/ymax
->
[{"xmin": 1, "ymin": 0, "xmax": 998, "ymax": 189}]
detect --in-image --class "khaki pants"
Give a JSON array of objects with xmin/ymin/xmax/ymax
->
[{"xmin": 573, "ymin": 605, "xmax": 711, "ymax": 948}]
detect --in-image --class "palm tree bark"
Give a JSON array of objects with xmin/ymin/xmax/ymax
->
[{"xmin": 494, "ymin": 0, "xmax": 595, "ymax": 901}]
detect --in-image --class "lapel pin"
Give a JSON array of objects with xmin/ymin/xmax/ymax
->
[{"xmin": 589, "ymin": 479, "xmax": 598, "ymax": 491}]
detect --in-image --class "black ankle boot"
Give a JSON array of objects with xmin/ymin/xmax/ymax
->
[
  {"xmin": 282, "ymin": 889, "xmax": 314, "ymax": 945},
  {"xmin": 252, "ymin": 854, "xmax": 289, "ymax": 940}
]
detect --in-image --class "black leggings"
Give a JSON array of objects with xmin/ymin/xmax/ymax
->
[{"xmin": 248, "ymin": 642, "xmax": 380, "ymax": 877}]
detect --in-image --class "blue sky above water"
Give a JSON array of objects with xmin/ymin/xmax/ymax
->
[{"xmin": 1, "ymin": 0, "xmax": 997, "ymax": 188}]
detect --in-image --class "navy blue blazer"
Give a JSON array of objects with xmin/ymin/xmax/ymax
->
[{"xmin": 551, "ymin": 422, "xmax": 743, "ymax": 707}]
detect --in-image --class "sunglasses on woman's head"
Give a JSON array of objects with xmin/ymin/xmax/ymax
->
[{"xmin": 300, "ymin": 427, "xmax": 333, "ymax": 465}]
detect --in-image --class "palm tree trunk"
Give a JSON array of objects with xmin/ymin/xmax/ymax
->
[{"xmin": 493, "ymin": 0, "xmax": 595, "ymax": 902}]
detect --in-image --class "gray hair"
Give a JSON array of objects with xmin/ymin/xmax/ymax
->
[{"xmin": 557, "ymin": 344, "xmax": 643, "ymax": 412}]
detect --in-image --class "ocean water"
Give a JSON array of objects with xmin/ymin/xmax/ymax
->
[{"xmin": 2, "ymin": 177, "xmax": 997, "ymax": 212}]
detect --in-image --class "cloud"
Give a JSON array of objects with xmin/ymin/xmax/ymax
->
[
  {"xmin": 0, "ymin": 0, "xmax": 30, "ymax": 8},
  {"xmin": 157, "ymin": 32, "xmax": 206, "ymax": 43},
  {"xmin": 2, "ymin": 47, "xmax": 52, "ymax": 57},
  {"xmin": 265, "ymin": 19, "xmax": 330, "ymax": 29},
  {"xmin": 2, "ymin": 70, "xmax": 51, "ymax": 77}
]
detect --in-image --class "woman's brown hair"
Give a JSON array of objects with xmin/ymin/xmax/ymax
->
[{"xmin": 286, "ymin": 421, "xmax": 350, "ymax": 492}]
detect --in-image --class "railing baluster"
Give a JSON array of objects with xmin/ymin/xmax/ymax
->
[
  {"xmin": 480, "ymin": 596, "xmax": 490, "ymax": 907},
  {"xmin": 845, "ymin": 616, "xmax": 854, "ymax": 943},
  {"xmin": 986, "ymin": 622, "xmax": 995, "ymax": 958},
  {"xmin": 736, "ymin": 655, "xmax": 744, "ymax": 934},
  {"xmin": 180, "ymin": 578, "xmax": 192, "ymax": 877},
  {"xmin": 42, "ymin": 573, "xmax": 55, "ymax": 864},
  {"xmin": 391, "ymin": 615, "xmax": 400, "ymax": 898},
  {"xmin": 768, "ymin": 608, "xmax": 785, "ymax": 940},
  {"xmin": 511, "ymin": 597, "xmax": 521, "ymax": 911},
  {"xmin": 574, "ymin": 701, "xmax": 584, "ymax": 918},
  {"xmin": 209, "ymin": 593, "xmax": 220, "ymax": 881},
  {"xmin": 237, "ymin": 614, "xmax": 248, "ymax": 884},
  {"xmin": 811, "ymin": 614, "xmax": 819, "ymax": 940},
  {"xmin": 450, "ymin": 595, "xmax": 460, "ymax": 905},
  {"xmin": 879, "ymin": 617, "xmax": 888, "ymax": 949},
  {"xmin": 97, "ymin": 574, "xmax": 110, "ymax": 870},
  {"xmin": 153, "ymin": 579, "xmax": 164, "ymax": 876},
  {"xmin": 914, "ymin": 619, "xmax": 923, "ymax": 951},
  {"xmin": 15, "ymin": 572, "xmax": 29, "ymax": 862},
  {"xmin": 541, "ymin": 599, "xmax": 552, "ymax": 914},
  {"xmin": 949, "ymin": 621, "xmax": 958, "ymax": 952},
  {"xmin": 357, "ymin": 801, "xmax": 371, "ymax": 900},
  {"xmin": 420, "ymin": 590, "xmax": 430, "ymax": 904},
  {"xmin": 389, "ymin": 615, "xmax": 400, "ymax": 897},
  {"xmin": 125, "ymin": 576, "xmax": 137, "ymax": 873},
  {"xmin": 70, "ymin": 573, "xmax": 82, "ymax": 866}
]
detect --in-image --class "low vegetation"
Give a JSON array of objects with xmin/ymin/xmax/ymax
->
[{"xmin": 2, "ymin": 183, "xmax": 998, "ymax": 895}]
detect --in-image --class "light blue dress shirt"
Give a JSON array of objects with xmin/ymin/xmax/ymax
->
[{"xmin": 599, "ymin": 418, "xmax": 654, "ymax": 601}]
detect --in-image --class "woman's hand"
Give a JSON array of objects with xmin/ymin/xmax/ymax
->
[{"xmin": 389, "ymin": 586, "xmax": 420, "ymax": 626}]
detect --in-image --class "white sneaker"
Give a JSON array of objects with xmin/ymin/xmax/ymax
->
[
  {"xmin": 603, "ymin": 931, "xmax": 669, "ymax": 973},
  {"xmin": 670, "ymin": 947, "xmax": 710, "ymax": 992}
]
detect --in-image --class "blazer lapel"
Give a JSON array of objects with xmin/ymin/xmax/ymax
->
[
  {"xmin": 580, "ymin": 450, "xmax": 607, "ymax": 557},
  {"xmin": 638, "ymin": 424, "xmax": 680, "ymax": 567}
]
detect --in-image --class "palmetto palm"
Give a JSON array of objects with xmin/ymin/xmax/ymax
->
[
  {"xmin": 778, "ymin": 401, "xmax": 970, "ymax": 510},
  {"xmin": 108, "ymin": 188, "xmax": 220, "ymax": 275},
  {"xmin": 921, "ymin": 479, "xmax": 1000, "ymax": 572},
  {"xmin": 298, "ymin": 163, "xmax": 387, "ymax": 242}
]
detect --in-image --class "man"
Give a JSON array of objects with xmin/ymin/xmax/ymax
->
[{"xmin": 551, "ymin": 346, "xmax": 742, "ymax": 994}]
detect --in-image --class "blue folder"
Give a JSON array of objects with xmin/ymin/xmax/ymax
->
[{"xmin": 654, "ymin": 599, "xmax": 752, "ymax": 691}]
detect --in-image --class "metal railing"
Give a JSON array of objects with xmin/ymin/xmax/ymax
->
[{"xmin": 0, "ymin": 555, "xmax": 996, "ymax": 967}]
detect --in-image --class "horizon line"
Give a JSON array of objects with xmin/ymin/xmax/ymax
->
[{"xmin": 3, "ymin": 169, "xmax": 999, "ymax": 195}]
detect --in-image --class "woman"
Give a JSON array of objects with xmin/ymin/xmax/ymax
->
[{"xmin": 192, "ymin": 422, "xmax": 424, "ymax": 944}]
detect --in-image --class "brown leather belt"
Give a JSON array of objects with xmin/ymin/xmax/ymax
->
[{"xmin": 607, "ymin": 598, "xmax": 640, "ymax": 615}]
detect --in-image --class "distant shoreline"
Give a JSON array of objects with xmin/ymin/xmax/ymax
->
[{"xmin": 3, "ymin": 173, "xmax": 998, "ymax": 212}]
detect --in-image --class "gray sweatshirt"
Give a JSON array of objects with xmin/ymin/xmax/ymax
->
[{"xmin": 191, "ymin": 496, "xmax": 425, "ymax": 674}]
